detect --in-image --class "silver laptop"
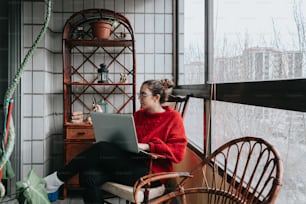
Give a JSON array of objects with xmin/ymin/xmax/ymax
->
[{"xmin": 90, "ymin": 112, "xmax": 142, "ymax": 154}]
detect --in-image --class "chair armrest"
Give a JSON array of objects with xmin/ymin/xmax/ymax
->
[{"xmin": 133, "ymin": 172, "xmax": 192, "ymax": 204}]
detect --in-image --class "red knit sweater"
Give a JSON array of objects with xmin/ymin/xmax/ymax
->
[{"xmin": 134, "ymin": 106, "xmax": 187, "ymax": 174}]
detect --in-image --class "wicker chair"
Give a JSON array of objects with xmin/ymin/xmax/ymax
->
[
  {"xmin": 101, "ymin": 94, "xmax": 191, "ymax": 203},
  {"xmin": 134, "ymin": 136, "xmax": 283, "ymax": 204},
  {"xmin": 166, "ymin": 94, "xmax": 191, "ymax": 118}
]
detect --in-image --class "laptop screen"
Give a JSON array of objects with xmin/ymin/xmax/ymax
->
[{"xmin": 90, "ymin": 112, "xmax": 140, "ymax": 153}]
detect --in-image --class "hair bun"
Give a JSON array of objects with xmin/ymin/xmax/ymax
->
[{"xmin": 160, "ymin": 79, "xmax": 174, "ymax": 89}]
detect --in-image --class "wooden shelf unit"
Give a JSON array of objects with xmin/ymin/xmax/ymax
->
[{"xmin": 62, "ymin": 8, "xmax": 136, "ymax": 195}]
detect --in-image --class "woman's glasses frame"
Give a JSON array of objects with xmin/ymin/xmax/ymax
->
[{"xmin": 137, "ymin": 92, "xmax": 153, "ymax": 98}]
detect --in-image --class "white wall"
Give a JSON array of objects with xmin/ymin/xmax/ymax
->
[{"xmin": 21, "ymin": 0, "xmax": 174, "ymax": 178}]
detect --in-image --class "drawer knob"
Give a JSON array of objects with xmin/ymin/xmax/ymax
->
[{"xmin": 77, "ymin": 132, "xmax": 85, "ymax": 136}]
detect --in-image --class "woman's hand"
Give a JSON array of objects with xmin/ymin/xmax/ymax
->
[
  {"xmin": 138, "ymin": 143, "xmax": 150, "ymax": 151},
  {"xmin": 92, "ymin": 104, "xmax": 103, "ymax": 112}
]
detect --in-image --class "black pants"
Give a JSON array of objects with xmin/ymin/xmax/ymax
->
[{"xmin": 58, "ymin": 141, "xmax": 150, "ymax": 203}]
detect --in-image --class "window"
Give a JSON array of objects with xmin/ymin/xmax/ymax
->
[
  {"xmin": 180, "ymin": 0, "xmax": 205, "ymax": 85},
  {"xmin": 212, "ymin": 0, "xmax": 306, "ymax": 203},
  {"xmin": 183, "ymin": 97, "xmax": 204, "ymax": 151},
  {"xmin": 179, "ymin": 0, "xmax": 206, "ymax": 152}
]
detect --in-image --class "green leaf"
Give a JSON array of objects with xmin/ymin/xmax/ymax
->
[{"xmin": 16, "ymin": 169, "xmax": 50, "ymax": 204}]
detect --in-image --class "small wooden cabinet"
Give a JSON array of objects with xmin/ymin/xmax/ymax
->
[
  {"xmin": 62, "ymin": 9, "xmax": 136, "ymax": 195},
  {"xmin": 63, "ymin": 125, "xmax": 95, "ymax": 197}
]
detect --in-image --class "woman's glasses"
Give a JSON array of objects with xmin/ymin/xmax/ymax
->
[{"xmin": 137, "ymin": 92, "xmax": 153, "ymax": 98}]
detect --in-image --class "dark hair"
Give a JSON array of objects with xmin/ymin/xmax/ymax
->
[{"xmin": 142, "ymin": 79, "xmax": 174, "ymax": 103}]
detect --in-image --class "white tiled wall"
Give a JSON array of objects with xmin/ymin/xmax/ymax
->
[{"xmin": 21, "ymin": 0, "xmax": 174, "ymax": 178}]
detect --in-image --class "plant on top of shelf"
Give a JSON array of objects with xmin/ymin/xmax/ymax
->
[{"xmin": 90, "ymin": 18, "xmax": 119, "ymax": 39}]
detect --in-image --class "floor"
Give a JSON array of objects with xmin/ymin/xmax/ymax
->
[
  {"xmin": 0, "ymin": 192, "xmax": 122, "ymax": 204},
  {"xmin": 0, "ymin": 196, "xmax": 86, "ymax": 204},
  {"xmin": 54, "ymin": 197, "xmax": 124, "ymax": 204},
  {"xmin": 0, "ymin": 197, "xmax": 119, "ymax": 204},
  {"xmin": 54, "ymin": 196, "xmax": 84, "ymax": 204},
  {"xmin": 53, "ymin": 192, "xmax": 126, "ymax": 204}
]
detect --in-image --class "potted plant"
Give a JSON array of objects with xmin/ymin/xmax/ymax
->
[{"xmin": 90, "ymin": 19, "xmax": 118, "ymax": 39}]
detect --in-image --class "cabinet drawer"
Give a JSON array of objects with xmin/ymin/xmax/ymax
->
[{"xmin": 66, "ymin": 128, "xmax": 95, "ymax": 140}]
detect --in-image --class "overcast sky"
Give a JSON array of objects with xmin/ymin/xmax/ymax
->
[
  {"xmin": 184, "ymin": 0, "xmax": 306, "ymax": 57},
  {"xmin": 214, "ymin": 0, "xmax": 306, "ymax": 53}
]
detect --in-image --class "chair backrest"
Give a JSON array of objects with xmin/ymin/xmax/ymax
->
[
  {"xmin": 188, "ymin": 136, "xmax": 283, "ymax": 204},
  {"xmin": 150, "ymin": 136, "xmax": 283, "ymax": 204},
  {"xmin": 166, "ymin": 94, "xmax": 191, "ymax": 118}
]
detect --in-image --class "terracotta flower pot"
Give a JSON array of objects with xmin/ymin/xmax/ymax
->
[{"xmin": 90, "ymin": 21, "xmax": 112, "ymax": 39}]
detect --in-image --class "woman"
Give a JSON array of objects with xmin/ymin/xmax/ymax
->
[{"xmin": 44, "ymin": 79, "xmax": 187, "ymax": 203}]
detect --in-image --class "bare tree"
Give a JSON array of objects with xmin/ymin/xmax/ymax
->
[{"xmin": 293, "ymin": 0, "xmax": 306, "ymax": 52}]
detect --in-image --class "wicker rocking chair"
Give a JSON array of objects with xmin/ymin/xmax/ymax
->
[{"xmin": 134, "ymin": 136, "xmax": 283, "ymax": 204}]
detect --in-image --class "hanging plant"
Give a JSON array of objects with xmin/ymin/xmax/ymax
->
[{"xmin": 1, "ymin": 0, "xmax": 51, "ymax": 202}]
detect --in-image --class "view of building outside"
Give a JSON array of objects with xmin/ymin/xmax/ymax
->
[
  {"xmin": 183, "ymin": 0, "xmax": 306, "ymax": 203},
  {"xmin": 181, "ymin": 0, "xmax": 205, "ymax": 85},
  {"xmin": 214, "ymin": 48, "xmax": 303, "ymax": 82}
]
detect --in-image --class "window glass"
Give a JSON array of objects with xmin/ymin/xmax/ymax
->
[
  {"xmin": 180, "ymin": 0, "xmax": 206, "ymax": 152},
  {"xmin": 212, "ymin": 1, "xmax": 306, "ymax": 203},
  {"xmin": 213, "ymin": 0, "xmax": 306, "ymax": 82},
  {"xmin": 183, "ymin": 97, "xmax": 204, "ymax": 152},
  {"xmin": 180, "ymin": 0, "xmax": 205, "ymax": 85}
]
